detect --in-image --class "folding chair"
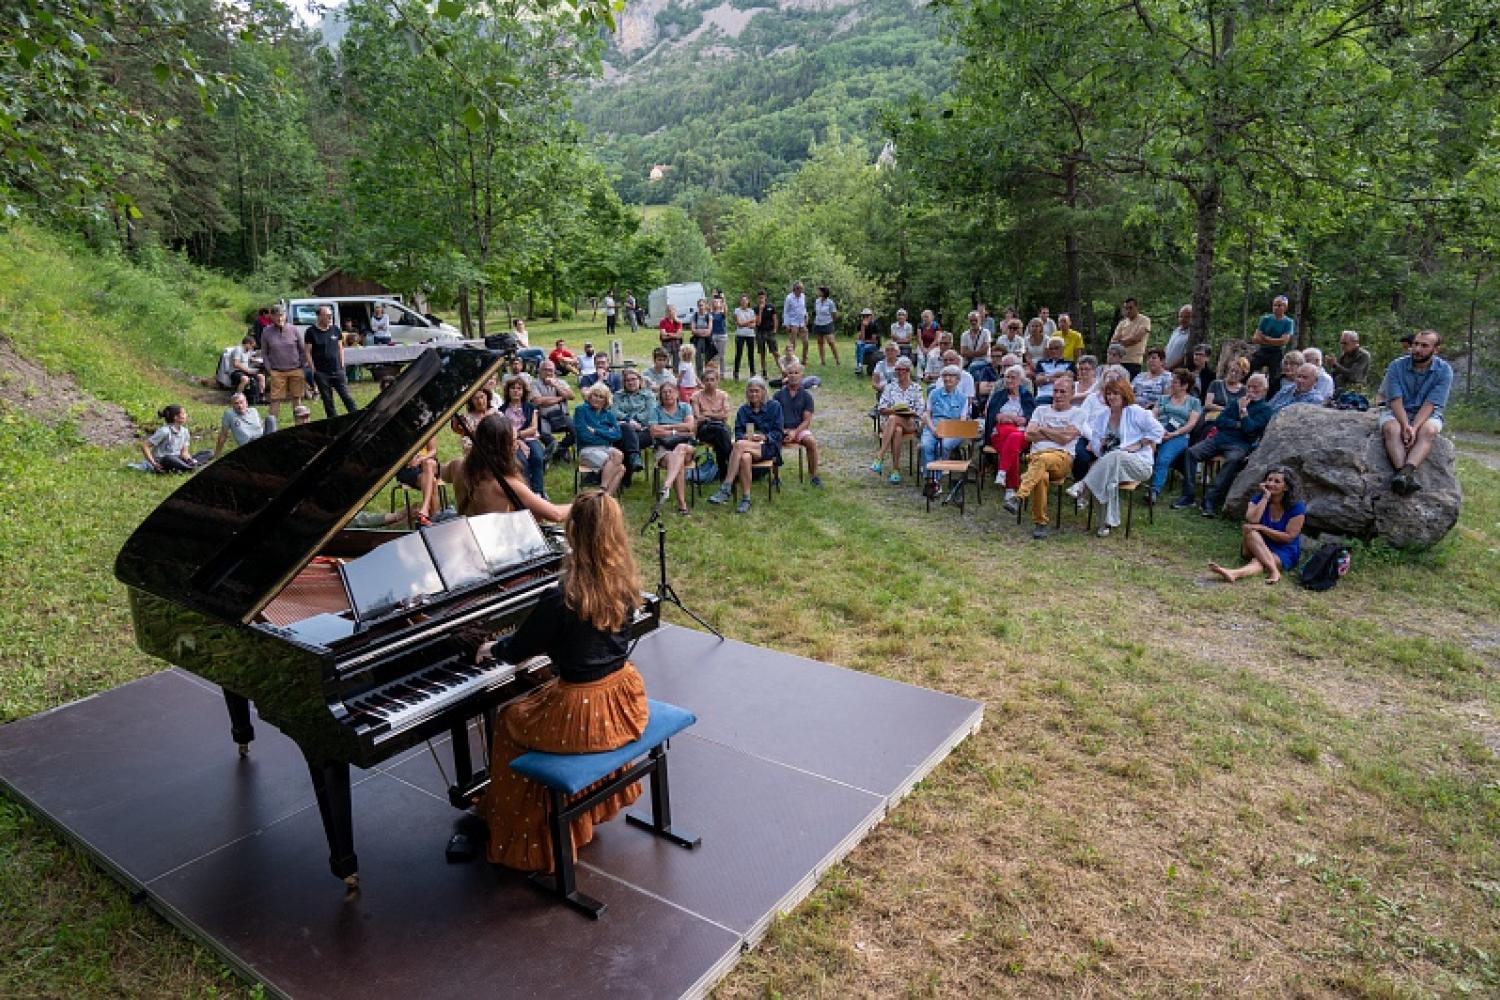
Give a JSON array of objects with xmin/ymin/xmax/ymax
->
[{"xmin": 923, "ymin": 419, "xmax": 982, "ymax": 514}]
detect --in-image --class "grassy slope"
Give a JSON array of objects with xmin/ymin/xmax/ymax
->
[{"xmin": 3, "ymin": 230, "xmax": 1500, "ymax": 997}]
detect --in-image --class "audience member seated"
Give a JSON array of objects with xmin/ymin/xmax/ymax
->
[
  {"xmin": 1148, "ymin": 370, "xmax": 1203, "ymax": 505},
  {"xmin": 1066, "ymin": 379, "xmax": 1164, "ymax": 536},
  {"xmin": 1072, "ymin": 354, "xmax": 1099, "ymax": 399},
  {"xmin": 453, "ymin": 386, "xmax": 493, "ymax": 444},
  {"xmin": 939, "ymin": 349, "xmax": 974, "ymax": 402},
  {"xmin": 711, "ymin": 377, "xmax": 784, "ymax": 513},
  {"xmin": 1300, "ymin": 347, "xmax": 1336, "ymax": 399},
  {"xmin": 498, "ymin": 375, "xmax": 548, "ymax": 497},
  {"xmin": 889, "ymin": 308, "xmax": 915, "ymax": 356},
  {"xmin": 984, "ymin": 366, "xmax": 1036, "ymax": 502},
  {"xmin": 1057, "ymin": 312, "xmax": 1085, "ymax": 361},
  {"xmin": 1268, "ymin": 363, "xmax": 1327, "ymax": 411},
  {"xmin": 1380, "ymin": 328, "xmax": 1451, "ymax": 496},
  {"xmin": 872, "ymin": 342, "xmax": 902, "ymax": 393},
  {"xmin": 854, "ymin": 308, "xmax": 883, "ymax": 374},
  {"xmin": 920, "ymin": 365, "xmax": 971, "ymax": 497},
  {"xmin": 292, "ymin": 404, "xmax": 311, "ymax": 426},
  {"xmin": 471, "ymin": 491, "xmax": 644, "ymax": 872},
  {"xmin": 1328, "ymin": 329, "xmax": 1372, "ymax": 393},
  {"xmin": 213, "ymin": 392, "xmax": 269, "ymax": 458},
  {"xmin": 139, "ymin": 404, "xmax": 211, "ymax": 473},
  {"xmin": 917, "ymin": 309, "xmax": 941, "ymax": 354},
  {"xmin": 577, "ymin": 341, "xmax": 597, "ymax": 378},
  {"xmin": 614, "ymin": 367, "xmax": 655, "ymax": 479},
  {"xmin": 369, "ymin": 303, "xmax": 391, "ymax": 345},
  {"xmin": 649, "ymin": 380, "xmax": 697, "ymax": 515},
  {"xmin": 1209, "ymin": 467, "xmax": 1305, "ymax": 585},
  {"xmin": 512, "ymin": 319, "xmax": 548, "ymax": 369},
  {"xmin": 1274, "ymin": 349, "xmax": 1306, "ymax": 397},
  {"xmin": 1007, "ymin": 375, "xmax": 1083, "ymax": 538},
  {"xmin": 394, "ymin": 435, "xmax": 441, "ymax": 525},
  {"xmin": 1203, "ymin": 357, "xmax": 1248, "ymax": 421},
  {"xmin": 871, "ymin": 357, "xmax": 923, "ymax": 484},
  {"xmin": 531, "ymin": 360, "xmax": 576, "ymax": 461},
  {"xmin": 1071, "ymin": 363, "xmax": 1129, "ymax": 483},
  {"xmin": 1032, "ymin": 337, "xmax": 1076, "ymax": 406},
  {"xmin": 579, "ymin": 353, "xmax": 622, "ymax": 392},
  {"xmin": 549, "ymin": 338, "xmax": 579, "ymax": 376},
  {"xmin": 642, "ymin": 348, "xmax": 675, "ymax": 391},
  {"xmin": 1022, "ymin": 318, "xmax": 1049, "ymax": 365},
  {"xmin": 1187, "ymin": 342, "xmax": 1215, "ymax": 400},
  {"xmin": 1179, "ymin": 373, "xmax": 1272, "ymax": 515},
  {"xmin": 572, "ymin": 383, "xmax": 626, "ymax": 496},
  {"xmin": 959, "ymin": 311, "xmax": 991, "ymax": 366},
  {"xmin": 218, "ymin": 335, "xmax": 266, "ymax": 402},
  {"xmin": 1130, "ymin": 349, "xmax": 1172, "ymax": 410},
  {"xmin": 774, "ymin": 363, "xmax": 821, "ymax": 486},
  {"xmin": 1104, "ymin": 342, "xmax": 1127, "ymax": 373},
  {"xmin": 691, "ymin": 364, "xmax": 733, "ymax": 485},
  {"xmin": 921, "ymin": 331, "xmax": 956, "ymax": 381},
  {"xmin": 994, "ymin": 318, "xmax": 1025, "ymax": 358}
]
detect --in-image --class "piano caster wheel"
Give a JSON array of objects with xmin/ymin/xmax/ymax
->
[{"xmin": 237, "ymin": 743, "xmax": 250, "ymax": 758}]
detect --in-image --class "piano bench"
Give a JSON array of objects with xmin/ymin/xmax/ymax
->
[{"xmin": 509, "ymin": 698, "xmax": 700, "ymax": 919}]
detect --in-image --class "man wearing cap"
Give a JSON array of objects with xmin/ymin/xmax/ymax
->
[
  {"xmin": 1380, "ymin": 329, "xmax": 1451, "ymax": 496},
  {"xmin": 774, "ymin": 363, "xmax": 822, "ymax": 487},
  {"xmin": 920, "ymin": 364, "xmax": 970, "ymax": 495},
  {"xmin": 292, "ymin": 404, "xmax": 311, "ymax": 426}
]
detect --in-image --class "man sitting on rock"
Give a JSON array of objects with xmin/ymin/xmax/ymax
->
[
  {"xmin": 1179, "ymin": 373, "xmax": 1273, "ymax": 516},
  {"xmin": 1268, "ymin": 364, "xmax": 1327, "ymax": 412},
  {"xmin": 1328, "ymin": 330, "xmax": 1372, "ymax": 393},
  {"xmin": 1380, "ymin": 329, "xmax": 1452, "ymax": 496}
]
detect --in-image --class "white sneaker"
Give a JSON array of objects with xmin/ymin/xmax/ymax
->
[
  {"xmin": 1004, "ymin": 489, "xmax": 1016, "ymax": 502},
  {"xmin": 994, "ymin": 472, "xmax": 1005, "ymax": 485},
  {"xmin": 1066, "ymin": 482, "xmax": 1085, "ymax": 500}
]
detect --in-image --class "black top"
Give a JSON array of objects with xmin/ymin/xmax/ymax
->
[
  {"xmin": 755, "ymin": 305, "xmax": 777, "ymax": 333},
  {"xmin": 304, "ymin": 324, "xmax": 344, "ymax": 372},
  {"xmin": 115, "ymin": 347, "xmax": 502, "ymax": 624},
  {"xmin": 502, "ymin": 587, "xmax": 632, "ymax": 683}
]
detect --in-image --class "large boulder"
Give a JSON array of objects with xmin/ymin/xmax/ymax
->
[{"xmin": 1224, "ymin": 406, "xmax": 1461, "ymax": 548}]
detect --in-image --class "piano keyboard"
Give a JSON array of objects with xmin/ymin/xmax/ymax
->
[{"xmin": 345, "ymin": 655, "xmax": 551, "ymax": 740}]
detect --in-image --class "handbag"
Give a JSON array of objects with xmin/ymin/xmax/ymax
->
[
  {"xmin": 656, "ymin": 433, "xmax": 694, "ymax": 449},
  {"xmin": 685, "ymin": 454, "xmax": 718, "ymax": 484}
]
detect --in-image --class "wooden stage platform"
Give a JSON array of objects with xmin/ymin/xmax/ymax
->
[{"xmin": 0, "ymin": 625, "xmax": 982, "ymax": 999}]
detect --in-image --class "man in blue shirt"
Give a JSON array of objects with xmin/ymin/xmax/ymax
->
[
  {"xmin": 1380, "ymin": 329, "xmax": 1452, "ymax": 496},
  {"xmin": 920, "ymin": 366, "xmax": 972, "ymax": 496},
  {"xmin": 1251, "ymin": 295, "xmax": 1295, "ymax": 394},
  {"xmin": 1267, "ymin": 364, "xmax": 1327, "ymax": 412},
  {"xmin": 773, "ymin": 364, "xmax": 821, "ymax": 487}
]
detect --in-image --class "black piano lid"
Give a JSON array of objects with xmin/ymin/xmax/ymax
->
[{"xmin": 114, "ymin": 347, "xmax": 503, "ymax": 625}]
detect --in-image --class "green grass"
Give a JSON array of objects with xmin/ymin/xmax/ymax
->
[{"xmin": 5, "ymin": 230, "xmax": 1500, "ymax": 996}]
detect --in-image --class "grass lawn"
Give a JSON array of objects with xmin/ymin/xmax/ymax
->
[{"xmin": 3, "ymin": 241, "xmax": 1500, "ymax": 996}]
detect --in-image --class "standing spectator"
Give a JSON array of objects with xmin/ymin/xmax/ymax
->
[
  {"xmin": 677, "ymin": 344, "xmax": 700, "ymax": 401},
  {"xmin": 1007, "ymin": 375, "xmax": 1084, "ymax": 538},
  {"xmin": 1163, "ymin": 304, "xmax": 1193, "ymax": 370},
  {"xmin": 658, "ymin": 305, "xmax": 684, "ymax": 369},
  {"xmin": 854, "ymin": 308, "xmax": 883, "ymax": 374},
  {"xmin": 1067, "ymin": 379, "xmax": 1164, "ymax": 536},
  {"xmin": 811, "ymin": 285, "xmax": 840, "ymax": 367},
  {"xmin": 774, "ymin": 363, "xmax": 821, "ymax": 487},
  {"xmin": 139, "ymin": 405, "xmax": 210, "ymax": 473},
  {"xmin": 1328, "ymin": 329, "xmax": 1372, "ymax": 393},
  {"xmin": 689, "ymin": 298, "xmax": 712, "ymax": 375},
  {"xmin": 1250, "ymin": 294, "xmax": 1295, "ymax": 393},
  {"xmin": 889, "ymin": 308, "xmax": 915, "ymax": 356},
  {"xmin": 959, "ymin": 311, "xmax": 991, "ymax": 367},
  {"xmin": 303, "ymin": 305, "xmax": 358, "ymax": 419},
  {"xmin": 1035, "ymin": 306, "xmax": 1058, "ymax": 339},
  {"xmin": 603, "ymin": 289, "xmax": 617, "ymax": 338},
  {"xmin": 1131, "ymin": 349, "xmax": 1173, "ymax": 410},
  {"xmin": 624, "ymin": 291, "xmax": 639, "ymax": 333},
  {"xmin": 732, "ymin": 293, "xmax": 758, "ymax": 380},
  {"xmin": 1380, "ymin": 329, "xmax": 1452, "ymax": 496},
  {"xmin": 978, "ymin": 303, "xmax": 996, "ymax": 334},
  {"xmin": 1148, "ymin": 370, "xmax": 1203, "ymax": 505},
  {"xmin": 691, "ymin": 365, "xmax": 732, "ymax": 482},
  {"xmin": 261, "ymin": 305, "xmax": 304, "ymax": 424},
  {"xmin": 1109, "ymin": 297, "xmax": 1151, "ymax": 378},
  {"xmin": 213, "ymin": 392, "xmax": 268, "ymax": 458},
  {"xmin": 754, "ymin": 289, "xmax": 779, "ymax": 377},
  {"xmin": 369, "ymin": 303, "xmax": 392, "ymax": 345},
  {"xmin": 783, "ymin": 281, "xmax": 810, "ymax": 365},
  {"xmin": 709, "ymin": 291, "xmax": 728, "ymax": 371}
]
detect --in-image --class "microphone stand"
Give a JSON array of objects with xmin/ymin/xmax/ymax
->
[{"xmin": 642, "ymin": 496, "xmax": 723, "ymax": 639}]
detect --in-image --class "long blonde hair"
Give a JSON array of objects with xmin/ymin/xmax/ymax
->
[{"xmin": 562, "ymin": 490, "xmax": 642, "ymax": 632}]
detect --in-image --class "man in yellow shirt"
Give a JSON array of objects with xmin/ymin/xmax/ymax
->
[
  {"xmin": 1109, "ymin": 297, "xmax": 1151, "ymax": 377},
  {"xmin": 1057, "ymin": 312, "xmax": 1085, "ymax": 361}
]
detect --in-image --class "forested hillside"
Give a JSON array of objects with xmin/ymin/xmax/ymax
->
[{"xmin": 581, "ymin": 0, "xmax": 948, "ymax": 202}]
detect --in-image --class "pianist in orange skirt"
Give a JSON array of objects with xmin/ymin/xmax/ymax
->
[{"xmin": 473, "ymin": 489, "xmax": 649, "ymax": 872}]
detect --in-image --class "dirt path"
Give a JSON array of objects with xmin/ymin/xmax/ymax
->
[{"xmin": 1451, "ymin": 431, "xmax": 1500, "ymax": 472}]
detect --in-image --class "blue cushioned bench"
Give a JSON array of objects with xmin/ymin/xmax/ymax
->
[{"xmin": 509, "ymin": 698, "xmax": 700, "ymax": 918}]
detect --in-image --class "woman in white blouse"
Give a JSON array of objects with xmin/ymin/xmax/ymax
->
[{"xmin": 1067, "ymin": 378, "xmax": 1164, "ymax": 536}]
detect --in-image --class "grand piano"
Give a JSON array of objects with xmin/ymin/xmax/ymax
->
[{"xmin": 114, "ymin": 347, "xmax": 659, "ymax": 887}]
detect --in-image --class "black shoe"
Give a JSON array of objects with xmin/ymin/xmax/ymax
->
[
  {"xmin": 1390, "ymin": 472, "xmax": 1409, "ymax": 495},
  {"xmin": 1003, "ymin": 495, "xmax": 1021, "ymax": 515},
  {"xmin": 1171, "ymin": 496, "xmax": 1196, "ymax": 510},
  {"xmin": 1200, "ymin": 503, "xmax": 1216, "ymax": 518},
  {"xmin": 1031, "ymin": 525, "xmax": 1049, "ymax": 540},
  {"xmin": 1404, "ymin": 476, "xmax": 1422, "ymax": 495},
  {"xmin": 923, "ymin": 478, "xmax": 941, "ymax": 499}
]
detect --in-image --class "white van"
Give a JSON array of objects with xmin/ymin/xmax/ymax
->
[
  {"xmin": 283, "ymin": 297, "xmax": 463, "ymax": 345},
  {"xmin": 647, "ymin": 282, "xmax": 707, "ymax": 324}
]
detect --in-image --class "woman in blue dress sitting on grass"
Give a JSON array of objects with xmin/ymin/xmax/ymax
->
[{"xmin": 1209, "ymin": 466, "xmax": 1306, "ymax": 585}]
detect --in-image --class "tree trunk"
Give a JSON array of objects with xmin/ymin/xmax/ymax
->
[
  {"xmin": 476, "ymin": 285, "xmax": 488, "ymax": 338},
  {"xmin": 1295, "ymin": 275, "xmax": 1313, "ymax": 349},
  {"xmin": 1062, "ymin": 154, "xmax": 1082, "ymax": 321},
  {"xmin": 551, "ymin": 265, "xmax": 561, "ymax": 322},
  {"xmin": 1468, "ymin": 267, "xmax": 1482, "ymax": 398},
  {"xmin": 1190, "ymin": 178, "xmax": 1220, "ymax": 349},
  {"xmin": 458, "ymin": 286, "xmax": 474, "ymax": 338}
]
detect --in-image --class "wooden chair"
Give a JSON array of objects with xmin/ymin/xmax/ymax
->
[
  {"xmin": 651, "ymin": 442, "xmax": 712, "ymax": 507},
  {"xmin": 1085, "ymin": 480, "xmax": 1154, "ymax": 538},
  {"xmin": 388, "ymin": 480, "xmax": 451, "ymax": 521},
  {"xmin": 923, "ymin": 419, "xmax": 982, "ymax": 514},
  {"xmin": 1013, "ymin": 473, "xmax": 1072, "ymax": 530},
  {"xmin": 781, "ymin": 439, "xmax": 807, "ymax": 483},
  {"xmin": 750, "ymin": 458, "xmax": 782, "ymax": 501}
]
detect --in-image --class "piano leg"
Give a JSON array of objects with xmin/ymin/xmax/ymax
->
[
  {"xmin": 222, "ymin": 690, "xmax": 255, "ymax": 757},
  {"xmin": 305, "ymin": 756, "xmax": 359, "ymax": 887}
]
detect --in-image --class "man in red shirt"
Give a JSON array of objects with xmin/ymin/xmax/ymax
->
[
  {"xmin": 548, "ymin": 338, "xmax": 579, "ymax": 375},
  {"xmin": 658, "ymin": 304, "xmax": 684, "ymax": 370}
]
